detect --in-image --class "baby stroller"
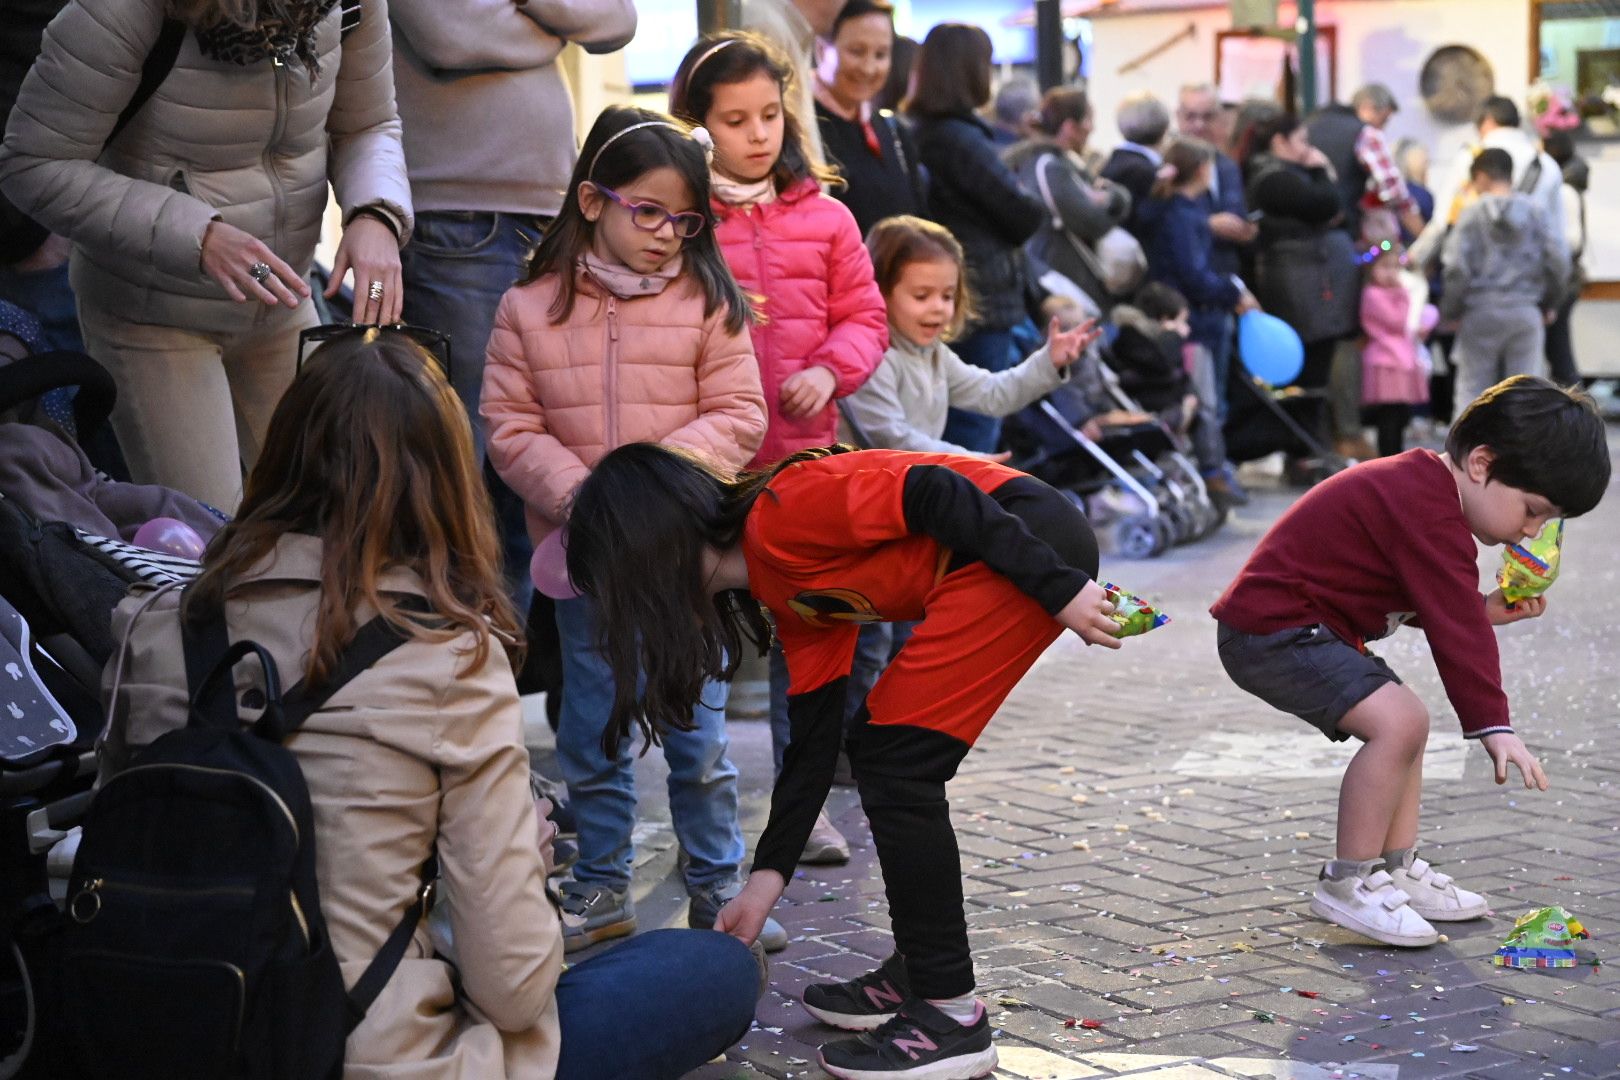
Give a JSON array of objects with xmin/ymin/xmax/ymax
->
[{"xmin": 1223, "ymin": 357, "xmax": 1352, "ymax": 486}]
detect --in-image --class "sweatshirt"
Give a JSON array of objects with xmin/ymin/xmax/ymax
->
[
  {"xmin": 1211, "ymin": 449, "xmax": 1511, "ymax": 739},
  {"xmin": 1439, "ymin": 192, "xmax": 1569, "ymax": 321}
]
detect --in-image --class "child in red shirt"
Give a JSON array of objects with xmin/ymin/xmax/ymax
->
[
  {"xmin": 563, "ymin": 443, "xmax": 1130, "ymax": 1080},
  {"xmin": 1212, "ymin": 376, "xmax": 1608, "ymax": 947}
]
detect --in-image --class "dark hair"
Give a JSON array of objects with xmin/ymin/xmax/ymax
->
[
  {"xmin": 669, "ymin": 31, "xmax": 838, "ymax": 192},
  {"xmin": 565, "ymin": 442, "xmax": 853, "ymax": 754},
  {"xmin": 1238, "ymin": 110, "xmax": 1300, "ymax": 169},
  {"xmin": 1133, "ymin": 281, "xmax": 1188, "ymax": 322},
  {"xmin": 831, "ymin": 0, "xmax": 894, "ymax": 39},
  {"xmin": 875, "ymin": 34, "xmax": 919, "ymax": 112},
  {"xmin": 1543, "ymin": 129, "xmax": 1576, "ymax": 167},
  {"xmin": 520, "ymin": 105, "xmax": 751, "ymax": 334},
  {"xmin": 1230, "ymin": 99, "xmax": 1282, "ymax": 162},
  {"xmin": 865, "ymin": 215, "xmax": 975, "ymax": 339},
  {"xmin": 1150, "ymin": 137, "xmax": 1214, "ymax": 200},
  {"xmin": 1470, "ymin": 147, "xmax": 1514, "ymax": 184},
  {"xmin": 904, "ymin": 23, "xmax": 992, "ymax": 118},
  {"xmin": 1035, "ymin": 86, "xmax": 1090, "ymax": 136},
  {"xmin": 1478, "ymin": 95, "xmax": 1520, "ymax": 130},
  {"xmin": 1446, "ymin": 375, "xmax": 1610, "ymax": 516}
]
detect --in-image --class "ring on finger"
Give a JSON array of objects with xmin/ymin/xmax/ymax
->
[
  {"xmin": 367, "ymin": 279, "xmax": 384, "ymax": 302},
  {"xmin": 248, "ymin": 261, "xmax": 272, "ymax": 283}
]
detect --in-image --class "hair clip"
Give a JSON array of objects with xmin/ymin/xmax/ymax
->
[
  {"xmin": 1155, "ymin": 163, "xmax": 1178, "ymax": 181},
  {"xmin": 689, "ymin": 125, "xmax": 715, "ymax": 163},
  {"xmin": 1358, "ymin": 238, "xmax": 1400, "ymax": 265}
]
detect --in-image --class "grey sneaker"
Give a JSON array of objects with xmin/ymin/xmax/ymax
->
[
  {"xmin": 800, "ymin": 809, "xmax": 851, "ymax": 865},
  {"xmin": 558, "ymin": 880, "xmax": 636, "ymax": 953},
  {"xmin": 689, "ymin": 880, "xmax": 790, "ymax": 954}
]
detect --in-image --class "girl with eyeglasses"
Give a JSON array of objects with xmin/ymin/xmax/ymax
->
[{"xmin": 481, "ymin": 105, "xmax": 779, "ymax": 955}]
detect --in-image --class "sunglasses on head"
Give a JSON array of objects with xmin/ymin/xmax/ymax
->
[{"xmin": 297, "ymin": 323, "xmax": 453, "ymax": 382}]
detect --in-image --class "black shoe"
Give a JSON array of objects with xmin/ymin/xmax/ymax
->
[
  {"xmin": 818, "ymin": 997, "xmax": 996, "ymax": 1080},
  {"xmin": 803, "ymin": 953, "xmax": 910, "ymax": 1031}
]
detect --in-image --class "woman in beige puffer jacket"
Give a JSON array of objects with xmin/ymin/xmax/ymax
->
[{"xmin": 0, "ymin": 0, "xmax": 413, "ymax": 510}]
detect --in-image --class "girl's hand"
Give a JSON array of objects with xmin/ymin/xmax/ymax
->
[
  {"xmin": 714, "ymin": 870, "xmax": 785, "ymax": 945},
  {"xmin": 1234, "ymin": 290, "xmax": 1261, "ymax": 315},
  {"xmin": 779, "ymin": 365, "xmax": 838, "ymax": 419},
  {"xmin": 1486, "ymin": 588, "xmax": 1547, "ymax": 625},
  {"xmin": 1056, "ymin": 579, "xmax": 1122, "ymax": 650},
  {"xmin": 975, "ymin": 450, "xmax": 1013, "ymax": 463},
  {"xmin": 200, "ymin": 221, "xmax": 309, "ymax": 307},
  {"xmin": 328, "ymin": 215, "xmax": 403, "ymax": 325},
  {"xmin": 1047, "ymin": 314, "xmax": 1101, "ymax": 369},
  {"xmin": 1479, "ymin": 731, "xmax": 1549, "ymax": 790},
  {"xmin": 532, "ymin": 795, "xmax": 559, "ymax": 878}
]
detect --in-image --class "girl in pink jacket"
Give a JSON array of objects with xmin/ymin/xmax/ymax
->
[
  {"xmin": 481, "ymin": 106, "xmax": 786, "ymax": 955},
  {"xmin": 1360, "ymin": 242, "xmax": 1440, "ymax": 458}
]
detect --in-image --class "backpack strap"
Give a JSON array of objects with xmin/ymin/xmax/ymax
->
[
  {"xmin": 272, "ymin": 595, "xmax": 436, "ymax": 739},
  {"xmin": 345, "ymin": 851, "xmax": 438, "ymax": 1031},
  {"xmin": 180, "ymin": 586, "xmax": 236, "ymax": 727},
  {"xmin": 106, "ymin": 18, "xmax": 186, "ymax": 151}
]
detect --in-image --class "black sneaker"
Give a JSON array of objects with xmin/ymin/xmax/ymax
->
[
  {"xmin": 802, "ymin": 953, "xmax": 911, "ymax": 1030},
  {"xmin": 818, "ymin": 997, "xmax": 996, "ymax": 1080}
]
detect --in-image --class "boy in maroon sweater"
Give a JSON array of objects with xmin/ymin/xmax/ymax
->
[{"xmin": 1212, "ymin": 377, "xmax": 1608, "ymax": 947}]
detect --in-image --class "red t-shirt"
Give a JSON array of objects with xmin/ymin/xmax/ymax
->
[{"xmin": 1211, "ymin": 449, "xmax": 1511, "ymax": 738}]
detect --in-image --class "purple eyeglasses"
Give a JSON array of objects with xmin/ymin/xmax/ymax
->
[{"xmin": 594, "ymin": 185, "xmax": 708, "ymax": 239}]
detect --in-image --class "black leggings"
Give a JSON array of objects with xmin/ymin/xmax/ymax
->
[{"xmin": 1367, "ymin": 403, "xmax": 1410, "ymax": 458}]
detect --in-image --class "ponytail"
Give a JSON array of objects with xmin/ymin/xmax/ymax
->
[{"xmin": 1151, "ymin": 137, "xmax": 1215, "ymax": 200}]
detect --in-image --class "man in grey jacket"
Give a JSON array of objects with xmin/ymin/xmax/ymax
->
[{"xmin": 1440, "ymin": 148, "xmax": 1568, "ymax": 415}]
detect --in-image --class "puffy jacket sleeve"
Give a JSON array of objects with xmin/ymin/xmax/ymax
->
[
  {"xmin": 808, "ymin": 198, "xmax": 888, "ymax": 397},
  {"xmin": 326, "ymin": 0, "xmax": 413, "ymax": 243},
  {"xmin": 843, "ymin": 350, "xmax": 964, "ymax": 453},
  {"xmin": 481, "ymin": 287, "xmax": 592, "ymax": 524},
  {"xmin": 433, "ymin": 640, "xmax": 563, "ymax": 1031},
  {"xmin": 0, "ymin": 0, "xmax": 220, "ymax": 280},
  {"xmin": 660, "ymin": 303, "xmax": 768, "ymax": 471}
]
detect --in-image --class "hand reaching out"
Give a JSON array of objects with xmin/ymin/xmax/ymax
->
[
  {"xmin": 1047, "ymin": 314, "xmax": 1101, "ymax": 369},
  {"xmin": 1479, "ymin": 731, "xmax": 1548, "ymax": 790},
  {"xmin": 779, "ymin": 365, "xmax": 838, "ymax": 419},
  {"xmin": 1056, "ymin": 579, "xmax": 1122, "ymax": 649},
  {"xmin": 713, "ymin": 870, "xmax": 785, "ymax": 945}
]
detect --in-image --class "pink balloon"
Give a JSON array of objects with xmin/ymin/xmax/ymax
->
[
  {"xmin": 131, "ymin": 517, "xmax": 207, "ymax": 559},
  {"xmin": 530, "ymin": 529, "xmax": 580, "ymax": 601}
]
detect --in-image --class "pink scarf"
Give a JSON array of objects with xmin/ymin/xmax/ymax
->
[{"xmin": 579, "ymin": 253, "xmax": 683, "ymax": 299}]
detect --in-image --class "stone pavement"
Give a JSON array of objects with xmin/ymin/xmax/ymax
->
[{"xmin": 534, "ymin": 445, "xmax": 1620, "ymax": 1080}]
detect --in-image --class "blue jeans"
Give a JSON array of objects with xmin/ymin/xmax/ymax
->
[
  {"xmin": 555, "ymin": 929, "xmax": 757, "ymax": 1080},
  {"xmin": 400, "ymin": 209, "xmax": 550, "ymax": 615},
  {"xmin": 942, "ymin": 326, "xmax": 1024, "ymax": 451},
  {"xmin": 1189, "ymin": 308, "xmax": 1234, "ymax": 421},
  {"xmin": 555, "ymin": 595, "xmax": 746, "ymax": 892}
]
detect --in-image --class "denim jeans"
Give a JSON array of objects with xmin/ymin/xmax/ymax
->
[
  {"xmin": 555, "ymin": 929, "xmax": 757, "ymax": 1079},
  {"xmin": 555, "ymin": 595, "xmax": 746, "ymax": 892},
  {"xmin": 769, "ymin": 622, "xmax": 913, "ymax": 777},
  {"xmin": 942, "ymin": 326, "xmax": 1024, "ymax": 451},
  {"xmin": 1189, "ymin": 308, "xmax": 1234, "ymax": 420},
  {"xmin": 400, "ymin": 209, "xmax": 550, "ymax": 615}
]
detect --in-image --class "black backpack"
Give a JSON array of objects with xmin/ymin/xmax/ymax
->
[{"xmin": 58, "ymin": 590, "xmax": 433, "ymax": 1080}]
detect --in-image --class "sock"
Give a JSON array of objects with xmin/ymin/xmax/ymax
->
[
  {"xmin": 1381, "ymin": 847, "xmax": 1414, "ymax": 873},
  {"xmin": 1321, "ymin": 857, "xmax": 1379, "ymax": 881},
  {"xmin": 925, "ymin": 992, "xmax": 982, "ymax": 1025}
]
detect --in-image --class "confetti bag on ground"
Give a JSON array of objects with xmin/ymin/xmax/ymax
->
[
  {"xmin": 1102, "ymin": 582, "xmax": 1169, "ymax": 638},
  {"xmin": 1493, "ymin": 905, "xmax": 1589, "ymax": 969},
  {"xmin": 1498, "ymin": 519, "xmax": 1563, "ymax": 605}
]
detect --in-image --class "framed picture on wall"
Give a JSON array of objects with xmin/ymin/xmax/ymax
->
[{"xmin": 1215, "ymin": 27, "xmax": 1337, "ymax": 108}]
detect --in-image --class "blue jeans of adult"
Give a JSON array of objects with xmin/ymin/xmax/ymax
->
[
  {"xmin": 555, "ymin": 595, "xmax": 746, "ymax": 893},
  {"xmin": 555, "ymin": 929, "xmax": 757, "ymax": 1080},
  {"xmin": 942, "ymin": 325, "xmax": 1024, "ymax": 451},
  {"xmin": 400, "ymin": 210, "xmax": 548, "ymax": 614},
  {"xmin": 1189, "ymin": 308, "xmax": 1234, "ymax": 421}
]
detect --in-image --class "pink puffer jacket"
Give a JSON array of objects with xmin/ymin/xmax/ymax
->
[
  {"xmin": 481, "ymin": 269, "xmax": 767, "ymax": 543},
  {"xmin": 713, "ymin": 177, "xmax": 887, "ymax": 467}
]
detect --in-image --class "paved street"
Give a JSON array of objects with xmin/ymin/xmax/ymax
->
[{"xmin": 533, "ymin": 441, "xmax": 1620, "ymax": 1080}]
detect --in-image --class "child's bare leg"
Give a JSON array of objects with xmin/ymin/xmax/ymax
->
[
  {"xmin": 1333, "ymin": 684, "xmax": 1429, "ymax": 861},
  {"xmin": 1382, "ymin": 752, "xmax": 1422, "ymax": 856}
]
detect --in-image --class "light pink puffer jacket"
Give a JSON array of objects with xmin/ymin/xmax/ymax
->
[{"xmin": 481, "ymin": 269, "xmax": 767, "ymax": 543}]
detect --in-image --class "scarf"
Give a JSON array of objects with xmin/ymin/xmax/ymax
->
[
  {"xmin": 579, "ymin": 253, "xmax": 682, "ymax": 299},
  {"xmin": 194, "ymin": 0, "xmax": 338, "ymax": 77},
  {"xmin": 709, "ymin": 169, "xmax": 777, "ymax": 209}
]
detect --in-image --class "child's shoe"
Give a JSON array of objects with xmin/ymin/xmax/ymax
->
[
  {"xmin": 1386, "ymin": 851, "xmax": 1489, "ymax": 921},
  {"xmin": 818, "ymin": 997, "xmax": 996, "ymax": 1080},
  {"xmin": 688, "ymin": 879, "xmax": 790, "ymax": 954},
  {"xmin": 1310, "ymin": 862, "xmax": 1439, "ymax": 947},
  {"xmin": 801, "ymin": 810, "xmax": 852, "ymax": 865},
  {"xmin": 558, "ymin": 880, "xmax": 636, "ymax": 952},
  {"xmin": 803, "ymin": 952, "xmax": 911, "ymax": 1030}
]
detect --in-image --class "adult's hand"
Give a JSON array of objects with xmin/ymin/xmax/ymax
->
[
  {"xmin": 200, "ymin": 220, "xmax": 308, "ymax": 307},
  {"xmin": 329, "ymin": 215, "xmax": 403, "ymax": 324},
  {"xmin": 1208, "ymin": 211, "xmax": 1258, "ymax": 244}
]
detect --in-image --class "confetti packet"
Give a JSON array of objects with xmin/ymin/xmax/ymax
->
[
  {"xmin": 1102, "ymin": 582, "xmax": 1169, "ymax": 638},
  {"xmin": 1497, "ymin": 519, "xmax": 1563, "ymax": 606},
  {"xmin": 1493, "ymin": 905, "xmax": 1589, "ymax": 969}
]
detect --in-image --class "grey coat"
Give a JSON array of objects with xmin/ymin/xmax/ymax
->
[
  {"xmin": 1005, "ymin": 136, "xmax": 1131, "ymax": 306},
  {"xmin": 1440, "ymin": 193, "xmax": 1569, "ymax": 322}
]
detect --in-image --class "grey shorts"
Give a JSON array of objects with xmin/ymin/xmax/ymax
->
[{"xmin": 1216, "ymin": 622, "xmax": 1402, "ymax": 742}]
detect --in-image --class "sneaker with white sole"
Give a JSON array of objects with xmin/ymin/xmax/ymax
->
[
  {"xmin": 801, "ymin": 809, "xmax": 851, "ymax": 865},
  {"xmin": 803, "ymin": 952, "xmax": 911, "ymax": 1031},
  {"xmin": 818, "ymin": 997, "xmax": 996, "ymax": 1080},
  {"xmin": 1388, "ymin": 853, "xmax": 1488, "ymax": 921},
  {"xmin": 688, "ymin": 879, "xmax": 790, "ymax": 953},
  {"xmin": 1310, "ymin": 864, "xmax": 1439, "ymax": 947},
  {"xmin": 558, "ymin": 880, "xmax": 636, "ymax": 953}
]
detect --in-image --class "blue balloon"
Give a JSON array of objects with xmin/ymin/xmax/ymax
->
[{"xmin": 1238, "ymin": 310, "xmax": 1305, "ymax": 387}]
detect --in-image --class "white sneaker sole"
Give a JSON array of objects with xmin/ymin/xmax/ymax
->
[
  {"xmin": 1310, "ymin": 895, "xmax": 1437, "ymax": 947},
  {"xmin": 818, "ymin": 1045, "xmax": 997, "ymax": 1080},
  {"xmin": 799, "ymin": 842, "xmax": 852, "ymax": 865},
  {"xmin": 802, "ymin": 1000, "xmax": 896, "ymax": 1031}
]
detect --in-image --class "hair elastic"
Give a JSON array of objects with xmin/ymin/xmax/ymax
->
[{"xmin": 588, "ymin": 120, "xmax": 686, "ymax": 179}]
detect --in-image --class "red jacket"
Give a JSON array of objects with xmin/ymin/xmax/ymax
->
[{"xmin": 713, "ymin": 178, "xmax": 887, "ymax": 467}]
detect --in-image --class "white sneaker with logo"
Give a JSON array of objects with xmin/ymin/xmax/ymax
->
[
  {"xmin": 1310, "ymin": 865, "xmax": 1439, "ymax": 947},
  {"xmin": 1388, "ymin": 854, "xmax": 1489, "ymax": 921}
]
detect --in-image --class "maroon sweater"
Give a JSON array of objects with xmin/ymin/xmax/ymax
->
[{"xmin": 1211, "ymin": 449, "xmax": 1511, "ymax": 738}]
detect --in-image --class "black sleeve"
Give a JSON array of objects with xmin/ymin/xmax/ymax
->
[
  {"xmin": 1253, "ymin": 166, "xmax": 1342, "ymax": 225},
  {"xmin": 901, "ymin": 466, "xmax": 1093, "ymax": 615},
  {"xmin": 932, "ymin": 124, "xmax": 1045, "ymax": 244},
  {"xmin": 750, "ymin": 678, "xmax": 847, "ymax": 881}
]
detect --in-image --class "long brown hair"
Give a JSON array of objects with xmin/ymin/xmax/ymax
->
[
  {"xmin": 904, "ymin": 23, "xmax": 992, "ymax": 119},
  {"xmin": 185, "ymin": 331, "xmax": 520, "ymax": 685}
]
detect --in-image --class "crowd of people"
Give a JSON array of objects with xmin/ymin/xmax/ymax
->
[{"xmin": 0, "ymin": 0, "xmax": 1605, "ymax": 1078}]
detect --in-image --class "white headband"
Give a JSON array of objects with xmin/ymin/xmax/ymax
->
[
  {"xmin": 689, "ymin": 38, "xmax": 741, "ymax": 78},
  {"xmin": 588, "ymin": 121, "xmax": 714, "ymax": 177}
]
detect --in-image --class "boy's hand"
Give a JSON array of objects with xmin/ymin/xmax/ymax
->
[
  {"xmin": 714, "ymin": 870, "xmax": 785, "ymax": 945},
  {"xmin": 1479, "ymin": 731, "xmax": 1549, "ymax": 790},
  {"xmin": 1056, "ymin": 579, "xmax": 1123, "ymax": 650},
  {"xmin": 780, "ymin": 365, "xmax": 838, "ymax": 419},
  {"xmin": 1486, "ymin": 588, "xmax": 1547, "ymax": 625},
  {"xmin": 1047, "ymin": 314, "xmax": 1101, "ymax": 368}
]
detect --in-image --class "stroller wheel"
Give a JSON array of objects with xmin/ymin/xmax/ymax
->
[
  {"xmin": 0, "ymin": 939, "xmax": 34, "ymax": 1080},
  {"xmin": 1115, "ymin": 515, "xmax": 1163, "ymax": 560}
]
